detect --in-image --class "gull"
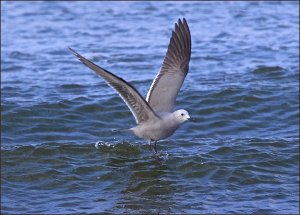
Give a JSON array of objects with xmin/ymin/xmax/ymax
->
[{"xmin": 69, "ymin": 18, "xmax": 192, "ymax": 154}]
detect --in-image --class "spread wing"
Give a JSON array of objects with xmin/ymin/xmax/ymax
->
[
  {"xmin": 69, "ymin": 48, "xmax": 159, "ymax": 124},
  {"xmin": 146, "ymin": 18, "xmax": 191, "ymax": 113}
]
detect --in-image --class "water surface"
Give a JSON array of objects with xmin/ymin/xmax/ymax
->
[{"xmin": 1, "ymin": 1, "xmax": 299, "ymax": 214}]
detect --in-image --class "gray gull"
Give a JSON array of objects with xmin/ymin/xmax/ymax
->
[{"xmin": 69, "ymin": 18, "xmax": 193, "ymax": 154}]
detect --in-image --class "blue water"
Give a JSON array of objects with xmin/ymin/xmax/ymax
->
[{"xmin": 1, "ymin": 1, "xmax": 299, "ymax": 214}]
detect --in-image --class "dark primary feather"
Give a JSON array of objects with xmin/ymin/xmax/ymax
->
[
  {"xmin": 69, "ymin": 47, "xmax": 159, "ymax": 124},
  {"xmin": 146, "ymin": 18, "xmax": 191, "ymax": 113}
]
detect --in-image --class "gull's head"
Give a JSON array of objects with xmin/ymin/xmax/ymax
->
[{"xmin": 174, "ymin": 109, "xmax": 191, "ymax": 123}]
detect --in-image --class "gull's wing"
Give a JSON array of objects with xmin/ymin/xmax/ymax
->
[
  {"xmin": 146, "ymin": 18, "xmax": 191, "ymax": 113},
  {"xmin": 69, "ymin": 47, "xmax": 159, "ymax": 124}
]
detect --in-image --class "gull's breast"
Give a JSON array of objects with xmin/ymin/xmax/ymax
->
[{"xmin": 131, "ymin": 117, "xmax": 180, "ymax": 141}]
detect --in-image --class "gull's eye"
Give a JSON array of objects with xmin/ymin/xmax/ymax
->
[{"xmin": 181, "ymin": 113, "xmax": 184, "ymax": 116}]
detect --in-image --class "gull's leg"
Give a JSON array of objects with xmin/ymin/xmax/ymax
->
[
  {"xmin": 154, "ymin": 141, "xmax": 158, "ymax": 154},
  {"xmin": 153, "ymin": 141, "xmax": 164, "ymax": 161},
  {"xmin": 148, "ymin": 140, "xmax": 152, "ymax": 151},
  {"xmin": 149, "ymin": 141, "xmax": 160, "ymax": 158}
]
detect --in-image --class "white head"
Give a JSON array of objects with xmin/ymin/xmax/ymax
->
[{"xmin": 174, "ymin": 109, "xmax": 191, "ymax": 123}]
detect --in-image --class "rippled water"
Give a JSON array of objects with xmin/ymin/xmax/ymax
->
[{"xmin": 1, "ymin": 1, "xmax": 299, "ymax": 214}]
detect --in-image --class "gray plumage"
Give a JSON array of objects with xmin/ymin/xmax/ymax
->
[
  {"xmin": 146, "ymin": 18, "xmax": 191, "ymax": 113},
  {"xmin": 69, "ymin": 18, "xmax": 192, "ymax": 154}
]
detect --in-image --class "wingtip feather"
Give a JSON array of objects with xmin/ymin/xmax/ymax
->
[
  {"xmin": 178, "ymin": 18, "xmax": 183, "ymax": 26},
  {"xmin": 68, "ymin": 47, "xmax": 76, "ymax": 54},
  {"xmin": 68, "ymin": 47, "xmax": 80, "ymax": 57}
]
